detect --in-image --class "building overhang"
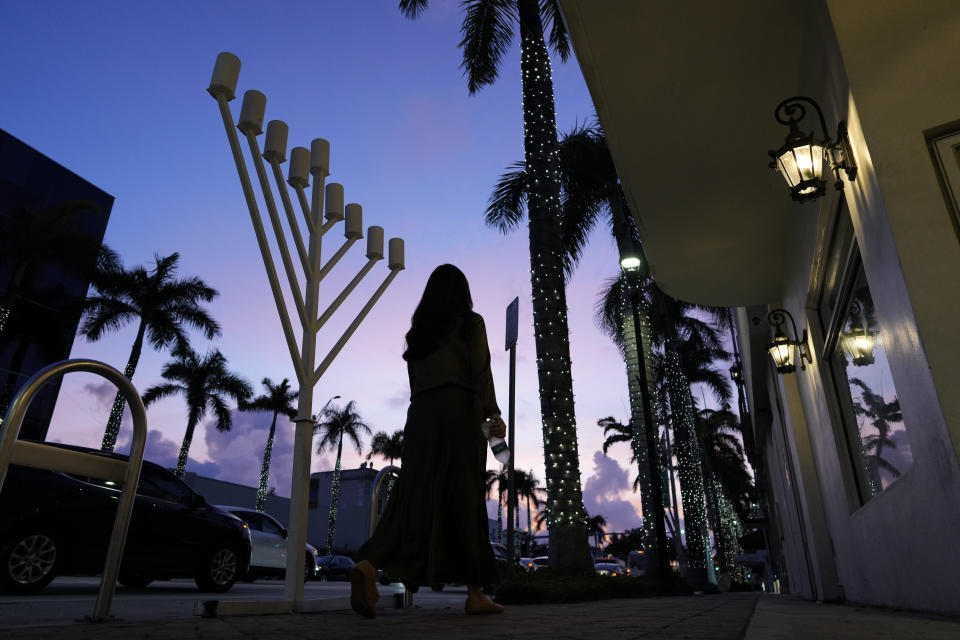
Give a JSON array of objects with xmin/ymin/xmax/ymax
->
[{"xmin": 559, "ymin": 0, "xmax": 815, "ymax": 307}]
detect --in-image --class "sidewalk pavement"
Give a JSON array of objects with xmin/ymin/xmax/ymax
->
[{"xmin": 2, "ymin": 592, "xmax": 958, "ymax": 639}]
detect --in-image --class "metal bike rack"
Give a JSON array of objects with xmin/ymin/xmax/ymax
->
[
  {"xmin": 368, "ymin": 465, "xmax": 411, "ymax": 608},
  {"xmin": 0, "ymin": 359, "xmax": 148, "ymax": 622}
]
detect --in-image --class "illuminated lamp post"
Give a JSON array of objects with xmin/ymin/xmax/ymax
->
[{"xmin": 616, "ymin": 235, "xmax": 671, "ymax": 583}]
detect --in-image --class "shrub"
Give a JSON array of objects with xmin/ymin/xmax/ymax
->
[{"xmin": 493, "ymin": 570, "xmax": 695, "ymax": 605}]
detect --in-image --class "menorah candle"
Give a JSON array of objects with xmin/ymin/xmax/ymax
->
[
  {"xmin": 288, "ymin": 147, "xmax": 310, "ymax": 188},
  {"xmin": 389, "ymin": 238, "xmax": 405, "ymax": 271},
  {"xmin": 344, "ymin": 204, "xmax": 363, "ymax": 239},
  {"xmin": 263, "ymin": 120, "xmax": 288, "ymax": 163},
  {"xmin": 366, "ymin": 226, "xmax": 384, "ymax": 260},
  {"xmin": 208, "ymin": 52, "xmax": 240, "ymax": 100},
  {"xmin": 325, "ymin": 183, "xmax": 345, "ymax": 221},
  {"xmin": 238, "ymin": 90, "xmax": 266, "ymax": 135}
]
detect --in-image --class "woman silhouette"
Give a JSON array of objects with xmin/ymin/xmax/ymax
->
[{"xmin": 350, "ymin": 264, "xmax": 506, "ymax": 617}]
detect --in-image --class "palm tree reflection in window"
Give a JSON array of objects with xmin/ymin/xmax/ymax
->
[
  {"xmin": 832, "ymin": 277, "xmax": 912, "ymax": 499},
  {"xmin": 849, "ymin": 378, "xmax": 903, "ymax": 494}
]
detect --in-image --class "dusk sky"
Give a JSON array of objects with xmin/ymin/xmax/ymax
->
[{"xmin": 1, "ymin": 1, "xmax": 724, "ymax": 534}]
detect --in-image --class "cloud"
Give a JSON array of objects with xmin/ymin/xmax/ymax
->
[
  {"xmin": 82, "ymin": 380, "xmax": 133, "ymax": 430},
  {"xmin": 83, "ymin": 380, "xmax": 116, "ymax": 408},
  {"xmin": 202, "ymin": 408, "xmax": 293, "ymax": 494},
  {"xmin": 384, "ymin": 388, "xmax": 409, "ymax": 410},
  {"xmin": 116, "ymin": 428, "xmax": 220, "ymax": 477},
  {"xmin": 582, "ymin": 450, "xmax": 643, "ymax": 533}
]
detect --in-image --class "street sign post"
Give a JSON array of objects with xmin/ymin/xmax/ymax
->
[{"xmin": 505, "ymin": 297, "xmax": 518, "ymax": 569}]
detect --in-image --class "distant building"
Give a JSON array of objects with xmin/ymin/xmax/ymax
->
[
  {"xmin": 0, "ymin": 129, "xmax": 113, "ymax": 439},
  {"xmin": 183, "ymin": 462, "xmax": 502, "ymax": 555}
]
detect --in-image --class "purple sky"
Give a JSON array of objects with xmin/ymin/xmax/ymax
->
[{"xmin": 0, "ymin": 1, "xmax": 700, "ymax": 534}]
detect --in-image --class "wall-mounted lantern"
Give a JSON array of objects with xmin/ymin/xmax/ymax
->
[
  {"xmin": 767, "ymin": 308, "xmax": 812, "ymax": 374},
  {"xmin": 768, "ymin": 96, "xmax": 858, "ymax": 202},
  {"xmin": 840, "ymin": 301, "xmax": 878, "ymax": 366}
]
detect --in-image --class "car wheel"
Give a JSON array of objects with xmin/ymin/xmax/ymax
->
[
  {"xmin": 194, "ymin": 544, "xmax": 241, "ymax": 592},
  {"xmin": 0, "ymin": 531, "xmax": 59, "ymax": 595},
  {"xmin": 118, "ymin": 570, "xmax": 154, "ymax": 588}
]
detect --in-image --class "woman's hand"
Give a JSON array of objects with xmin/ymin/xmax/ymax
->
[{"xmin": 488, "ymin": 415, "xmax": 507, "ymax": 439}]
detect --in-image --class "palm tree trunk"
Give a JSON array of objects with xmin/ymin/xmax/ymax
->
[
  {"xmin": 526, "ymin": 496, "xmax": 532, "ymax": 555},
  {"xmin": 326, "ymin": 434, "xmax": 344, "ymax": 553},
  {"xmin": 663, "ymin": 337, "xmax": 711, "ymax": 583},
  {"xmin": 497, "ymin": 486, "xmax": 504, "ymax": 544},
  {"xmin": 0, "ymin": 261, "xmax": 29, "ymax": 337},
  {"xmin": 619, "ymin": 279, "xmax": 655, "ymax": 541},
  {"xmin": 256, "ymin": 412, "xmax": 278, "ymax": 512},
  {"xmin": 517, "ymin": 0, "xmax": 591, "ymax": 574},
  {"xmin": 101, "ymin": 319, "xmax": 147, "ymax": 452},
  {"xmin": 175, "ymin": 414, "xmax": 199, "ymax": 477},
  {"xmin": 0, "ymin": 334, "xmax": 31, "ymax": 419}
]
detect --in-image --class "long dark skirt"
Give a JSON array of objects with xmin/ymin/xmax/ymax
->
[{"xmin": 358, "ymin": 385, "xmax": 499, "ymax": 590}]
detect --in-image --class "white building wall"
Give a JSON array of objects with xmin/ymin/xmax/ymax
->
[{"xmin": 748, "ymin": 2, "xmax": 960, "ymax": 615}]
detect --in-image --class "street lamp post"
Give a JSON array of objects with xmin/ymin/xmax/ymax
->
[
  {"xmin": 617, "ymin": 239, "xmax": 672, "ymax": 584},
  {"xmin": 208, "ymin": 52, "xmax": 404, "ymax": 610}
]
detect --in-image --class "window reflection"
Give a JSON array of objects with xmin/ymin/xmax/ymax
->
[{"xmin": 830, "ymin": 270, "xmax": 912, "ymax": 499}]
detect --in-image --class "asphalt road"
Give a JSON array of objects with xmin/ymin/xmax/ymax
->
[{"xmin": 0, "ymin": 577, "xmax": 465, "ymax": 628}]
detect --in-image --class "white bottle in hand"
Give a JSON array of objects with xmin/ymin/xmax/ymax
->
[{"xmin": 481, "ymin": 416, "xmax": 511, "ymax": 465}]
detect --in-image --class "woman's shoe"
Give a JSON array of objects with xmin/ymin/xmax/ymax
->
[
  {"xmin": 465, "ymin": 592, "xmax": 504, "ymax": 615},
  {"xmin": 350, "ymin": 560, "xmax": 379, "ymax": 619}
]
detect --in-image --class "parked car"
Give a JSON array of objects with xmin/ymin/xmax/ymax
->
[
  {"xmin": 529, "ymin": 556, "xmax": 549, "ymax": 571},
  {"xmin": 316, "ymin": 555, "xmax": 355, "ymax": 581},
  {"xmin": 217, "ymin": 506, "xmax": 319, "ymax": 582},
  {"xmin": 595, "ymin": 562, "xmax": 626, "ymax": 577},
  {"xmin": 0, "ymin": 442, "xmax": 252, "ymax": 594}
]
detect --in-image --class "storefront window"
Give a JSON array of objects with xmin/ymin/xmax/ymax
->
[{"xmin": 821, "ymin": 244, "xmax": 912, "ymax": 503}]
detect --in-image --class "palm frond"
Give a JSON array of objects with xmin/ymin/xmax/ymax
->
[
  {"xmin": 209, "ymin": 394, "xmax": 233, "ymax": 432},
  {"xmin": 484, "ymin": 161, "xmax": 528, "ymax": 232},
  {"xmin": 540, "ymin": 0, "xmax": 571, "ymax": 60},
  {"xmin": 141, "ymin": 382, "xmax": 186, "ymax": 407},
  {"xmin": 459, "ymin": 0, "xmax": 515, "ymax": 94},
  {"xmin": 398, "ymin": 0, "xmax": 429, "ymax": 18}
]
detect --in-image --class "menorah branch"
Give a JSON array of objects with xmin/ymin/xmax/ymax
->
[
  {"xmin": 214, "ymin": 95, "xmax": 307, "ymax": 384},
  {"xmin": 314, "ymin": 267, "xmax": 401, "ymax": 381},
  {"xmin": 269, "ymin": 160, "xmax": 311, "ymax": 280},
  {"xmin": 244, "ymin": 131, "xmax": 308, "ymax": 327}
]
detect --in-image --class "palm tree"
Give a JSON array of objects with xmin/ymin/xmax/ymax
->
[
  {"xmin": 366, "ymin": 429, "xmax": 404, "ymax": 467},
  {"xmin": 694, "ymin": 407, "xmax": 750, "ymax": 572},
  {"xmin": 490, "ymin": 121, "xmax": 671, "ymax": 574},
  {"xmin": 599, "ymin": 280, "xmax": 729, "ymax": 582},
  {"xmin": 485, "ymin": 468, "xmax": 507, "ymax": 544},
  {"xmin": 513, "ymin": 469, "xmax": 545, "ymax": 555},
  {"xmin": 585, "ymin": 513, "xmax": 607, "ymax": 552},
  {"xmin": 849, "ymin": 378, "xmax": 903, "ymax": 489},
  {"xmin": 239, "ymin": 377, "xmax": 297, "ymax": 512},
  {"xmin": 142, "ymin": 346, "xmax": 252, "ymax": 477},
  {"xmin": 401, "ymin": 0, "xmax": 592, "ymax": 572},
  {"xmin": 81, "ymin": 252, "xmax": 220, "ymax": 452},
  {"xmin": 0, "ymin": 199, "xmax": 110, "ymax": 336},
  {"xmin": 314, "ymin": 400, "xmax": 371, "ymax": 553}
]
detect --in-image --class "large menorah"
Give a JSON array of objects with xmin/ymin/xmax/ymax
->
[{"xmin": 208, "ymin": 52, "xmax": 403, "ymax": 608}]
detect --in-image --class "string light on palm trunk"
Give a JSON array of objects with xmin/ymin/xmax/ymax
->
[
  {"xmin": 326, "ymin": 456, "xmax": 342, "ymax": 552},
  {"xmin": 666, "ymin": 349, "xmax": 709, "ymax": 571}
]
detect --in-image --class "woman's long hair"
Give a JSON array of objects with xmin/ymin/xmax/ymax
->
[{"xmin": 403, "ymin": 264, "xmax": 473, "ymax": 361}]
